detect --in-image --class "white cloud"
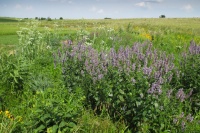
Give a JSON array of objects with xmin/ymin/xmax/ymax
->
[
  {"xmin": 15, "ymin": 4, "xmax": 22, "ymax": 9},
  {"xmin": 26, "ymin": 6, "xmax": 33, "ymax": 11},
  {"xmin": 182, "ymin": 4, "xmax": 193, "ymax": 12},
  {"xmin": 97, "ymin": 9, "xmax": 104, "ymax": 14},
  {"xmin": 90, "ymin": 6, "xmax": 97, "ymax": 12},
  {"xmin": 135, "ymin": 2, "xmax": 151, "ymax": 9},
  {"xmin": 135, "ymin": 2, "xmax": 146, "ymax": 7},
  {"xmin": 90, "ymin": 6, "xmax": 104, "ymax": 14},
  {"xmin": 45, "ymin": 0, "xmax": 72, "ymax": 3},
  {"xmin": 114, "ymin": 10, "xmax": 119, "ymax": 14}
]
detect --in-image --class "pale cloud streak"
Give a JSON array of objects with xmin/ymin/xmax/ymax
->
[
  {"xmin": 182, "ymin": 4, "xmax": 193, "ymax": 12},
  {"xmin": 97, "ymin": 9, "xmax": 104, "ymax": 13},
  {"xmin": 15, "ymin": 4, "xmax": 22, "ymax": 9},
  {"xmin": 90, "ymin": 6, "xmax": 104, "ymax": 14},
  {"xmin": 135, "ymin": 2, "xmax": 151, "ymax": 9},
  {"xmin": 26, "ymin": 5, "xmax": 33, "ymax": 11},
  {"xmin": 135, "ymin": 0, "xmax": 163, "ymax": 9}
]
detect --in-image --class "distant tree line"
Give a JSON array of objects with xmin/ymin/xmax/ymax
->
[{"xmin": 35, "ymin": 17, "xmax": 64, "ymax": 21}]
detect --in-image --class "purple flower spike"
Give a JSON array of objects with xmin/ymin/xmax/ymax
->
[{"xmin": 176, "ymin": 88, "xmax": 186, "ymax": 102}]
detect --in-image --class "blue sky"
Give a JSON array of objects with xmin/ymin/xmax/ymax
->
[{"xmin": 0, "ymin": 0, "xmax": 199, "ymax": 19}]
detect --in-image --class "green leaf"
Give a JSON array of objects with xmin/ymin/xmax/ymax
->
[
  {"xmin": 160, "ymin": 123, "xmax": 165, "ymax": 130},
  {"xmin": 154, "ymin": 102, "xmax": 159, "ymax": 108},
  {"xmin": 52, "ymin": 125, "xmax": 58, "ymax": 133},
  {"xmin": 14, "ymin": 77, "xmax": 18, "ymax": 83},
  {"xmin": 14, "ymin": 70, "xmax": 19, "ymax": 76},
  {"xmin": 36, "ymin": 124, "xmax": 46, "ymax": 132},
  {"xmin": 118, "ymin": 95, "xmax": 124, "ymax": 102},
  {"xmin": 119, "ymin": 89, "xmax": 125, "ymax": 95},
  {"xmin": 68, "ymin": 122, "xmax": 76, "ymax": 128},
  {"xmin": 59, "ymin": 121, "xmax": 67, "ymax": 128},
  {"xmin": 136, "ymin": 101, "xmax": 141, "ymax": 107},
  {"xmin": 65, "ymin": 114, "xmax": 72, "ymax": 118}
]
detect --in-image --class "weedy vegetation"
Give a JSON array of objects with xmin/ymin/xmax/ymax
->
[{"xmin": 0, "ymin": 17, "xmax": 200, "ymax": 132}]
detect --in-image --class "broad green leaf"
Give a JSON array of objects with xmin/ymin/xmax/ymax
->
[
  {"xmin": 118, "ymin": 95, "xmax": 124, "ymax": 102},
  {"xmin": 154, "ymin": 102, "xmax": 159, "ymax": 108},
  {"xmin": 36, "ymin": 124, "xmax": 46, "ymax": 132},
  {"xmin": 59, "ymin": 121, "xmax": 67, "ymax": 128},
  {"xmin": 119, "ymin": 89, "xmax": 125, "ymax": 95},
  {"xmin": 68, "ymin": 122, "xmax": 76, "ymax": 128},
  {"xmin": 52, "ymin": 125, "xmax": 58, "ymax": 133}
]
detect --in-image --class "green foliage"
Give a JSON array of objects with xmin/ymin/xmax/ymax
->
[
  {"xmin": 0, "ymin": 17, "xmax": 19, "ymax": 22},
  {"xmin": 179, "ymin": 42, "xmax": 200, "ymax": 112},
  {"xmin": 76, "ymin": 110, "xmax": 130, "ymax": 133},
  {"xmin": 22, "ymin": 87, "xmax": 84, "ymax": 132},
  {"xmin": 1, "ymin": 19, "xmax": 200, "ymax": 132},
  {"xmin": 159, "ymin": 15, "xmax": 166, "ymax": 18}
]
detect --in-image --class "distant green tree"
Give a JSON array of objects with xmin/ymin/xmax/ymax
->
[
  {"xmin": 41, "ymin": 17, "xmax": 46, "ymax": 20},
  {"xmin": 159, "ymin": 15, "xmax": 166, "ymax": 18},
  {"xmin": 35, "ymin": 17, "xmax": 38, "ymax": 20},
  {"xmin": 104, "ymin": 17, "xmax": 111, "ymax": 19},
  {"xmin": 60, "ymin": 17, "xmax": 63, "ymax": 20},
  {"xmin": 47, "ymin": 17, "xmax": 52, "ymax": 21}
]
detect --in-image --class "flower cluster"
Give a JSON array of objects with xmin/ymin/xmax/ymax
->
[
  {"xmin": 141, "ymin": 33, "xmax": 152, "ymax": 41},
  {"xmin": 189, "ymin": 40, "xmax": 200, "ymax": 55},
  {"xmin": 173, "ymin": 112, "xmax": 194, "ymax": 131},
  {"xmin": 54, "ymin": 40, "xmax": 177, "ymax": 96},
  {"xmin": 0, "ymin": 110, "xmax": 14, "ymax": 120}
]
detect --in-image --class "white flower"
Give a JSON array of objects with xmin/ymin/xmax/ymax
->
[{"xmin": 46, "ymin": 45, "xmax": 51, "ymax": 49}]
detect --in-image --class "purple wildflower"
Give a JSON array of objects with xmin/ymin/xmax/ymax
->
[
  {"xmin": 186, "ymin": 114, "xmax": 194, "ymax": 122},
  {"xmin": 97, "ymin": 74, "xmax": 104, "ymax": 80},
  {"xmin": 176, "ymin": 88, "xmax": 186, "ymax": 102},
  {"xmin": 143, "ymin": 67, "xmax": 152, "ymax": 76},
  {"xmin": 180, "ymin": 112, "xmax": 184, "ymax": 118},
  {"xmin": 132, "ymin": 63, "xmax": 136, "ymax": 71},
  {"xmin": 166, "ymin": 89, "xmax": 173, "ymax": 98},
  {"xmin": 131, "ymin": 78, "xmax": 136, "ymax": 84},
  {"xmin": 181, "ymin": 121, "xmax": 186, "ymax": 131}
]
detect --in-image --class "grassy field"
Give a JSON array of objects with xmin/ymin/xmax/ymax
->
[
  {"xmin": 0, "ymin": 17, "xmax": 200, "ymax": 132},
  {"xmin": 1, "ymin": 17, "xmax": 200, "ymax": 54}
]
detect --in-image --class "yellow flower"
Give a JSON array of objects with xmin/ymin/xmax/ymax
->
[
  {"xmin": 141, "ymin": 33, "xmax": 152, "ymax": 41},
  {"xmin": 5, "ymin": 110, "xmax": 10, "ymax": 115},
  {"xmin": 4, "ymin": 110, "xmax": 14, "ymax": 120}
]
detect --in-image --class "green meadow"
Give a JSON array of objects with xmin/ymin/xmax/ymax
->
[{"xmin": 0, "ymin": 17, "xmax": 200, "ymax": 132}]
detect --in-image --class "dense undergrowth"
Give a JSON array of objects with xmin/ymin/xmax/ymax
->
[{"xmin": 0, "ymin": 20, "xmax": 200, "ymax": 132}]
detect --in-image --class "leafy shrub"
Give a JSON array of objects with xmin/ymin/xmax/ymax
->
[
  {"xmin": 23, "ymin": 87, "xmax": 85, "ymax": 132},
  {"xmin": 54, "ymin": 41, "xmax": 195, "ymax": 132},
  {"xmin": 179, "ymin": 41, "xmax": 200, "ymax": 111}
]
